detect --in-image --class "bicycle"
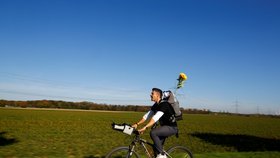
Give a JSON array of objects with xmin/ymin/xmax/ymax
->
[{"xmin": 106, "ymin": 123, "xmax": 193, "ymax": 158}]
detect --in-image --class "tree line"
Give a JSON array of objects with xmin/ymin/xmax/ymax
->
[{"xmin": 0, "ymin": 99, "xmax": 211, "ymax": 114}]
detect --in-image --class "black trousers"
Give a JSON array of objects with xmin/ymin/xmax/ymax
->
[{"xmin": 150, "ymin": 125, "xmax": 178, "ymax": 155}]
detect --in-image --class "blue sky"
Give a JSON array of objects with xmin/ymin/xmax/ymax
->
[{"xmin": 0, "ymin": 0, "xmax": 279, "ymax": 114}]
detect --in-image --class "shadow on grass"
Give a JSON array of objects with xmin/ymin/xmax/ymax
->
[
  {"xmin": 191, "ymin": 132, "xmax": 280, "ymax": 152},
  {"xmin": 0, "ymin": 131, "xmax": 18, "ymax": 146},
  {"xmin": 84, "ymin": 155, "xmax": 105, "ymax": 158}
]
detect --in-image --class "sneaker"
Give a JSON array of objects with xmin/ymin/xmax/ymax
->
[{"xmin": 156, "ymin": 153, "xmax": 167, "ymax": 158}]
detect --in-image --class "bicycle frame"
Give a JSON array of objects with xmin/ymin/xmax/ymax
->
[
  {"xmin": 128, "ymin": 133, "xmax": 154, "ymax": 158},
  {"xmin": 128, "ymin": 133, "xmax": 172, "ymax": 158}
]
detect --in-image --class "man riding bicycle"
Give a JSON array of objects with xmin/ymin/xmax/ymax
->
[{"xmin": 132, "ymin": 88, "xmax": 178, "ymax": 158}]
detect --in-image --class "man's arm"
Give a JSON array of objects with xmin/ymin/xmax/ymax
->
[
  {"xmin": 138, "ymin": 111, "xmax": 164, "ymax": 133},
  {"xmin": 132, "ymin": 110, "xmax": 154, "ymax": 128},
  {"xmin": 132, "ymin": 117, "xmax": 145, "ymax": 128}
]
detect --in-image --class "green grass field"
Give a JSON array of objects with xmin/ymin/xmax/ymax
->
[{"xmin": 0, "ymin": 108, "xmax": 280, "ymax": 158}]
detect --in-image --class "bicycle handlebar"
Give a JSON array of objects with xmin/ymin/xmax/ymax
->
[{"xmin": 133, "ymin": 130, "xmax": 140, "ymax": 135}]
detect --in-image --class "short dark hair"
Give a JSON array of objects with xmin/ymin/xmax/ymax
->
[{"xmin": 152, "ymin": 88, "xmax": 162, "ymax": 98}]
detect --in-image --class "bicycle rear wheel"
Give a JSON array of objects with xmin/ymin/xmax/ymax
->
[
  {"xmin": 106, "ymin": 146, "xmax": 139, "ymax": 158},
  {"xmin": 166, "ymin": 146, "xmax": 193, "ymax": 158}
]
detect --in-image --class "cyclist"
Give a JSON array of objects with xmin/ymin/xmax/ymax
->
[{"xmin": 132, "ymin": 88, "xmax": 178, "ymax": 158}]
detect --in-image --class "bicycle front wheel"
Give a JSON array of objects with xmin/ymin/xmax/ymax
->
[
  {"xmin": 166, "ymin": 146, "xmax": 193, "ymax": 158},
  {"xmin": 105, "ymin": 146, "xmax": 140, "ymax": 158}
]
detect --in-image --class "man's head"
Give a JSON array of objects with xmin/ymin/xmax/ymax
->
[{"xmin": 150, "ymin": 88, "xmax": 162, "ymax": 103}]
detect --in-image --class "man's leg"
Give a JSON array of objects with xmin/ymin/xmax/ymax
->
[
  {"xmin": 153, "ymin": 136, "xmax": 166, "ymax": 156},
  {"xmin": 150, "ymin": 126, "xmax": 178, "ymax": 154}
]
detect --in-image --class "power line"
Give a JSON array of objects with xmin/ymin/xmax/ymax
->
[
  {"xmin": 0, "ymin": 88, "xmax": 147, "ymax": 104},
  {"xmin": 0, "ymin": 71, "xmax": 144, "ymax": 93}
]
